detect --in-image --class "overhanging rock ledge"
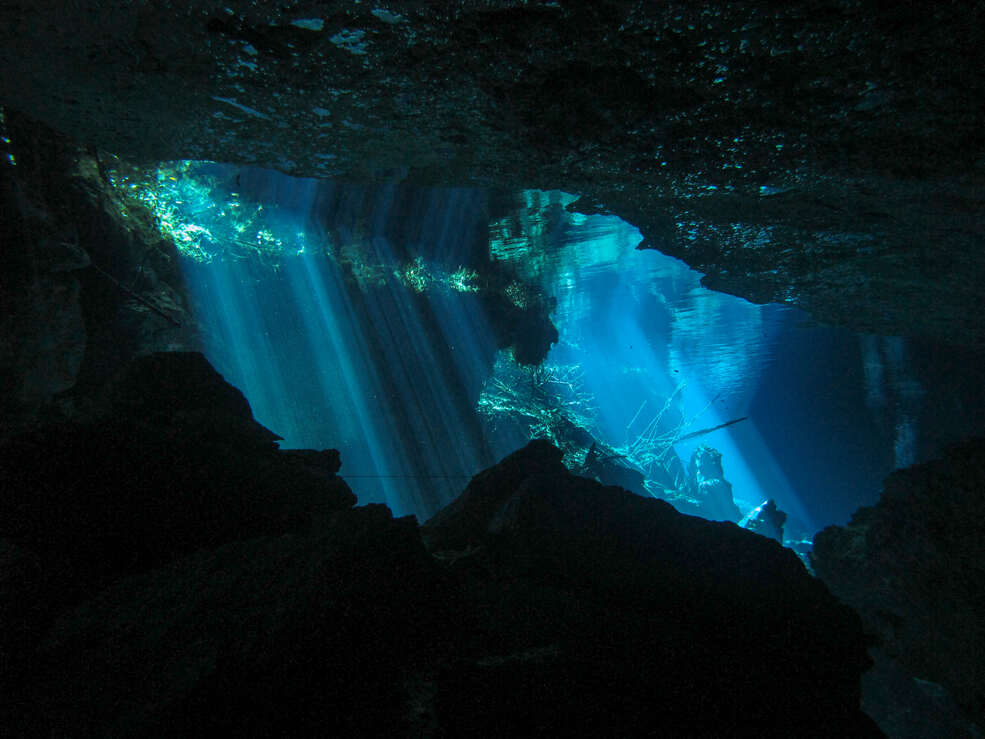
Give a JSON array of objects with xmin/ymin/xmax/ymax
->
[{"xmin": 2, "ymin": 1, "xmax": 983, "ymax": 345}]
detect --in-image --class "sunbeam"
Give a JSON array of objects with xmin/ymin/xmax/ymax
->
[{"xmin": 114, "ymin": 160, "xmax": 923, "ymax": 534}]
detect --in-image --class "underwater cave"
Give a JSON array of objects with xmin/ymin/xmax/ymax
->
[{"xmin": 1, "ymin": 2, "xmax": 984, "ymax": 736}]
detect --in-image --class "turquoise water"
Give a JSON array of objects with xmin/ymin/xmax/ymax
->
[{"xmin": 154, "ymin": 166, "xmax": 976, "ymax": 534}]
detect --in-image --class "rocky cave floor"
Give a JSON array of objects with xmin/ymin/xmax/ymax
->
[
  {"xmin": 0, "ymin": 349, "xmax": 980, "ymax": 737},
  {"xmin": 1, "ymin": 351, "xmax": 879, "ymax": 737}
]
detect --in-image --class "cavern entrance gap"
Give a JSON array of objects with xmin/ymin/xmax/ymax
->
[{"xmin": 109, "ymin": 160, "xmax": 920, "ymax": 535}]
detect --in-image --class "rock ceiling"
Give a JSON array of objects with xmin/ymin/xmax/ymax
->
[{"xmin": 2, "ymin": 1, "xmax": 983, "ymax": 345}]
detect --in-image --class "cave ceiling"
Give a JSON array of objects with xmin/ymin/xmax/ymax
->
[{"xmin": 2, "ymin": 1, "xmax": 983, "ymax": 346}]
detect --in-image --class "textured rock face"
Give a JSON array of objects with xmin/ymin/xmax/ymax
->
[
  {"xmin": 2, "ymin": 1, "xmax": 983, "ymax": 346},
  {"xmin": 0, "ymin": 113, "xmax": 198, "ymax": 434},
  {"xmin": 652, "ymin": 443, "xmax": 742, "ymax": 521},
  {"xmin": 424, "ymin": 440, "xmax": 879, "ymax": 736},
  {"xmin": 1, "ymin": 357, "xmax": 880, "ymax": 736},
  {"xmin": 812, "ymin": 438, "xmax": 985, "ymax": 734}
]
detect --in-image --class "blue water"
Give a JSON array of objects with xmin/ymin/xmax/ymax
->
[
  {"xmin": 181, "ymin": 175, "xmax": 497, "ymax": 518},
  {"xmin": 490, "ymin": 201, "xmax": 919, "ymax": 534},
  {"xmin": 169, "ymin": 167, "xmax": 979, "ymax": 533}
]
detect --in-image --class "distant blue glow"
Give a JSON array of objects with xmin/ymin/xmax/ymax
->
[
  {"xmin": 540, "ymin": 208, "xmax": 805, "ymax": 527},
  {"xmin": 180, "ymin": 173, "xmax": 496, "ymax": 519},
  {"xmin": 533, "ymin": 200, "xmax": 916, "ymax": 533},
  {"xmin": 859, "ymin": 334, "xmax": 923, "ymax": 468},
  {"xmin": 167, "ymin": 170, "xmax": 918, "ymax": 534}
]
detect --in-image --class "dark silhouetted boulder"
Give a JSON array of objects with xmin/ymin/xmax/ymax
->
[
  {"xmin": 3, "ymin": 431, "xmax": 884, "ymax": 736},
  {"xmin": 105, "ymin": 350, "xmax": 283, "ymax": 449},
  {"xmin": 812, "ymin": 438, "xmax": 985, "ymax": 734},
  {"xmin": 1, "ymin": 351, "xmax": 361, "ymax": 733},
  {"xmin": 0, "ymin": 351, "xmax": 355, "ymax": 613},
  {"xmin": 36, "ymin": 505, "xmax": 451, "ymax": 738},
  {"xmin": 423, "ymin": 440, "xmax": 880, "ymax": 737},
  {"xmin": 422, "ymin": 438, "xmax": 566, "ymax": 551}
]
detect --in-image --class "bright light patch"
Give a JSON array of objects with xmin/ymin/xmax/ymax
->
[
  {"xmin": 371, "ymin": 8, "xmax": 404, "ymax": 24},
  {"xmin": 290, "ymin": 18, "xmax": 324, "ymax": 31},
  {"xmin": 127, "ymin": 167, "xmax": 500, "ymax": 519},
  {"xmin": 104, "ymin": 169, "xmax": 893, "ymax": 534},
  {"xmin": 481, "ymin": 189, "xmax": 815, "ymax": 532},
  {"xmin": 106, "ymin": 160, "xmax": 306, "ymax": 265},
  {"xmin": 397, "ymin": 256, "xmax": 433, "ymax": 292},
  {"xmin": 448, "ymin": 266, "xmax": 479, "ymax": 292}
]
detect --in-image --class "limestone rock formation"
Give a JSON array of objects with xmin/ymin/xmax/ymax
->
[
  {"xmin": 1, "ymin": 357, "xmax": 880, "ymax": 736},
  {"xmin": 687, "ymin": 444, "xmax": 743, "ymax": 521},
  {"xmin": 812, "ymin": 438, "xmax": 985, "ymax": 735},
  {"xmin": 2, "ymin": 1, "xmax": 982, "ymax": 346},
  {"xmin": 653, "ymin": 443, "xmax": 742, "ymax": 521},
  {"xmin": 0, "ymin": 113, "xmax": 198, "ymax": 435}
]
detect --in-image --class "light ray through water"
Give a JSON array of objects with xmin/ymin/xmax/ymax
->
[
  {"xmin": 180, "ymin": 171, "xmax": 498, "ymax": 519},
  {"xmin": 122, "ymin": 163, "xmax": 920, "ymax": 536}
]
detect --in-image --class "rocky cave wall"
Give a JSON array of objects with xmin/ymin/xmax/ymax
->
[
  {"xmin": 0, "ymin": 351, "xmax": 881, "ymax": 735},
  {"xmin": 812, "ymin": 439, "xmax": 985, "ymax": 736},
  {"xmin": 0, "ymin": 112, "xmax": 199, "ymax": 436},
  {"xmin": 2, "ymin": 2, "xmax": 985, "ymax": 736},
  {"xmin": 0, "ymin": 113, "xmax": 890, "ymax": 736},
  {"xmin": 2, "ymin": 0, "xmax": 984, "ymax": 347}
]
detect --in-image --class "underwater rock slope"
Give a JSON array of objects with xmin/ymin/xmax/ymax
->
[
  {"xmin": 0, "ymin": 113, "xmax": 198, "ymax": 436},
  {"xmin": 0, "ymin": 353, "xmax": 880, "ymax": 736},
  {"xmin": 422, "ymin": 439, "xmax": 879, "ymax": 736},
  {"xmin": 2, "ymin": 1, "xmax": 983, "ymax": 345},
  {"xmin": 813, "ymin": 438, "xmax": 985, "ymax": 734}
]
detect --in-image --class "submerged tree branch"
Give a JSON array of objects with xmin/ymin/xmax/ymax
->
[{"xmin": 674, "ymin": 416, "xmax": 748, "ymax": 443}]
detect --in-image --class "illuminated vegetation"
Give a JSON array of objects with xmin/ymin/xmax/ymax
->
[
  {"xmin": 104, "ymin": 159, "xmax": 560, "ymax": 368},
  {"xmin": 106, "ymin": 158, "xmax": 499, "ymax": 297},
  {"xmin": 478, "ymin": 351, "xmax": 600, "ymax": 462},
  {"xmin": 397, "ymin": 256, "xmax": 433, "ymax": 293},
  {"xmin": 478, "ymin": 350, "xmax": 729, "ymax": 498},
  {"xmin": 448, "ymin": 266, "xmax": 479, "ymax": 293},
  {"xmin": 106, "ymin": 158, "xmax": 298, "ymax": 266}
]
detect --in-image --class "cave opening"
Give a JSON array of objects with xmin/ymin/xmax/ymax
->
[
  {"xmin": 5, "ymin": 2, "xmax": 985, "ymax": 732},
  {"xmin": 105, "ymin": 157, "xmax": 957, "ymax": 538}
]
